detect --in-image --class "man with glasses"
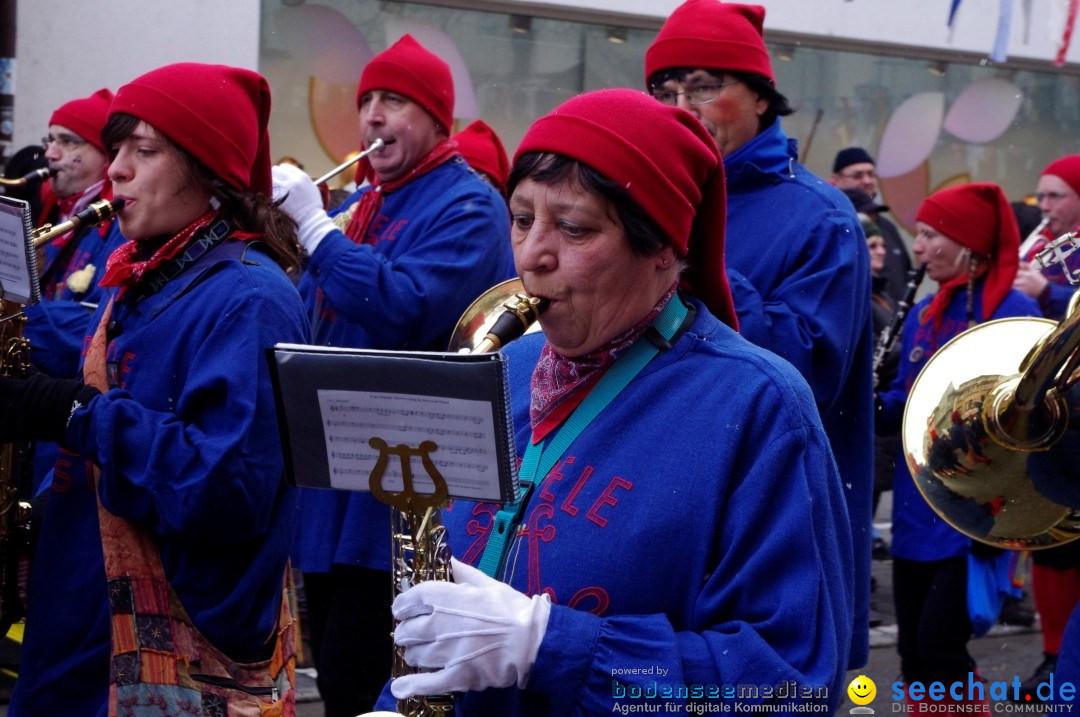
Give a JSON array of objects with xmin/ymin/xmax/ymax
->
[
  {"xmin": 1014, "ymin": 155, "xmax": 1080, "ymax": 320},
  {"xmin": 20, "ymin": 89, "xmax": 128, "ymax": 552},
  {"xmin": 834, "ymin": 148, "xmax": 913, "ymax": 303},
  {"xmin": 832, "ymin": 147, "xmax": 879, "ymax": 197},
  {"xmin": 28, "ymin": 89, "xmax": 127, "ymax": 380},
  {"xmin": 646, "ymin": 0, "xmax": 873, "ymax": 671}
]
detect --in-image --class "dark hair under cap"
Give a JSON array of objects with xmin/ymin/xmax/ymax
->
[
  {"xmin": 833, "ymin": 147, "xmax": 875, "ymax": 174},
  {"xmin": 513, "ymin": 88, "xmax": 737, "ymax": 331},
  {"xmin": 109, "ymin": 63, "xmax": 273, "ymax": 195}
]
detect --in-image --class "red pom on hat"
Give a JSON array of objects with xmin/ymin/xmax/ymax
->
[
  {"xmin": 916, "ymin": 182, "xmax": 1020, "ymax": 326},
  {"xmin": 514, "ymin": 89, "xmax": 737, "ymax": 330},
  {"xmin": 110, "ymin": 63, "xmax": 273, "ymax": 195},
  {"xmin": 1042, "ymin": 155, "xmax": 1080, "ymax": 197},
  {"xmin": 645, "ymin": 0, "xmax": 773, "ymax": 85},
  {"xmin": 50, "ymin": 88, "xmax": 114, "ymax": 152},
  {"xmin": 453, "ymin": 120, "xmax": 509, "ymax": 194},
  {"xmin": 357, "ymin": 34, "xmax": 455, "ymax": 134}
]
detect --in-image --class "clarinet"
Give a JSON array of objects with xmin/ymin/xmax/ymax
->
[{"xmin": 873, "ymin": 265, "xmax": 926, "ymax": 379}]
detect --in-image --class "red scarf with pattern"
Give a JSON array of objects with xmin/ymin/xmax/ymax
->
[
  {"xmin": 99, "ymin": 209, "xmax": 252, "ymax": 292},
  {"xmin": 343, "ymin": 139, "xmax": 459, "ymax": 245},
  {"xmin": 530, "ymin": 284, "xmax": 677, "ymax": 441}
]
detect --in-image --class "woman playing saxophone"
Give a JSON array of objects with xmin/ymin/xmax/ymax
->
[
  {"xmin": 376, "ymin": 89, "xmax": 854, "ymax": 715},
  {"xmin": 0, "ymin": 62, "xmax": 310, "ymax": 715}
]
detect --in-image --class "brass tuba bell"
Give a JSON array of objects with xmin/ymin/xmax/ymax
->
[{"xmin": 901, "ymin": 292, "xmax": 1080, "ymax": 549}]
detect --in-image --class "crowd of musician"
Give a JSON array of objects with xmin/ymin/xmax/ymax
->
[{"xmin": 1, "ymin": 0, "xmax": 1080, "ymax": 715}]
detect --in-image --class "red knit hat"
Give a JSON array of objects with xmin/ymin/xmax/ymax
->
[
  {"xmin": 916, "ymin": 182, "xmax": 1020, "ymax": 328},
  {"xmin": 50, "ymin": 88, "xmax": 114, "ymax": 152},
  {"xmin": 645, "ymin": 0, "xmax": 773, "ymax": 85},
  {"xmin": 357, "ymin": 34, "xmax": 454, "ymax": 133},
  {"xmin": 514, "ymin": 89, "xmax": 737, "ymax": 330},
  {"xmin": 453, "ymin": 120, "xmax": 509, "ymax": 194},
  {"xmin": 110, "ymin": 63, "xmax": 273, "ymax": 195},
  {"xmin": 1042, "ymin": 155, "xmax": 1080, "ymax": 196}
]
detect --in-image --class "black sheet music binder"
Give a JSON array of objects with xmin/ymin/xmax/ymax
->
[
  {"xmin": 0, "ymin": 196, "xmax": 39, "ymax": 304},
  {"xmin": 268, "ymin": 344, "xmax": 520, "ymax": 504}
]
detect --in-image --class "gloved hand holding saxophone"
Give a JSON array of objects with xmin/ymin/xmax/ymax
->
[{"xmin": 389, "ymin": 557, "xmax": 552, "ymax": 699}]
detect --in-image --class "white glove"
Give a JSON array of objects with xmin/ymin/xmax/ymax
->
[
  {"xmin": 390, "ymin": 558, "xmax": 551, "ymax": 699},
  {"xmin": 271, "ymin": 163, "xmax": 338, "ymax": 254}
]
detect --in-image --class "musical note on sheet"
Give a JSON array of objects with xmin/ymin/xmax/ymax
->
[{"xmin": 318, "ymin": 389, "xmax": 501, "ymax": 498}]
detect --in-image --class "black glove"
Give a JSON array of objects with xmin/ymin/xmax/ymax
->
[{"xmin": 0, "ymin": 372, "xmax": 100, "ymax": 444}]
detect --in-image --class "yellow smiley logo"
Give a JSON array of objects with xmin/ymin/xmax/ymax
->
[{"xmin": 847, "ymin": 675, "xmax": 876, "ymax": 705}]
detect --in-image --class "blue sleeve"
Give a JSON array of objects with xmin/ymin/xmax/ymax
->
[
  {"xmin": 526, "ymin": 424, "xmax": 852, "ymax": 714},
  {"xmin": 26, "ymin": 222, "xmax": 126, "ymax": 378},
  {"xmin": 24, "ymin": 300, "xmax": 94, "ymax": 377},
  {"xmin": 305, "ymin": 190, "xmax": 511, "ymax": 349},
  {"xmin": 1039, "ymin": 281, "xmax": 1076, "ymax": 321},
  {"xmin": 730, "ymin": 212, "xmax": 870, "ymax": 416},
  {"xmin": 66, "ymin": 291, "xmax": 309, "ymax": 542}
]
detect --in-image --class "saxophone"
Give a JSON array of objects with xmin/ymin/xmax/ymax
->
[
  {"xmin": 0, "ymin": 299, "xmax": 33, "ymax": 636},
  {"xmin": 0, "ymin": 198, "xmax": 125, "ymax": 634},
  {"xmin": 371, "ymin": 280, "xmax": 546, "ymax": 717}
]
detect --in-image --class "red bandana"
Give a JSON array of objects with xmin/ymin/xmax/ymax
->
[
  {"xmin": 922, "ymin": 264, "xmax": 988, "ymax": 332},
  {"xmin": 39, "ymin": 179, "xmax": 113, "ymax": 250},
  {"xmin": 343, "ymin": 139, "xmax": 459, "ymax": 245},
  {"xmin": 99, "ymin": 209, "xmax": 226, "ymax": 292},
  {"xmin": 530, "ymin": 284, "xmax": 678, "ymax": 441}
]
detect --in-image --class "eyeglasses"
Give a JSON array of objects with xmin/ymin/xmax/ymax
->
[
  {"xmin": 1036, "ymin": 191, "xmax": 1072, "ymax": 203},
  {"xmin": 41, "ymin": 134, "xmax": 88, "ymax": 151},
  {"xmin": 650, "ymin": 79, "xmax": 740, "ymax": 107},
  {"xmin": 840, "ymin": 169, "xmax": 877, "ymax": 181}
]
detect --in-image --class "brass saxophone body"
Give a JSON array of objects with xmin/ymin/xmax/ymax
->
[{"xmin": 380, "ymin": 280, "xmax": 546, "ymax": 717}]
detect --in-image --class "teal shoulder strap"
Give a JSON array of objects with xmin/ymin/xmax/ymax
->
[{"xmin": 477, "ymin": 295, "xmax": 690, "ymax": 578}]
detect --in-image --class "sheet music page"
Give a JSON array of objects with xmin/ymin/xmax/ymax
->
[
  {"xmin": 318, "ymin": 389, "xmax": 503, "ymax": 500},
  {"xmin": 0, "ymin": 196, "xmax": 35, "ymax": 304}
]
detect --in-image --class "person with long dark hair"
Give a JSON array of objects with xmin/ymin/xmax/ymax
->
[{"xmin": 0, "ymin": 62, "xmax": 310, "ymax": 715}]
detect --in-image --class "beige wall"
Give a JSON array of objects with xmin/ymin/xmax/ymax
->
[{"xmin": 12, "ymin": 0, "xmax": 260, "ymax": 152}]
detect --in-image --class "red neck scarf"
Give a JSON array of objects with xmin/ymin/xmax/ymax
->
[
  {"xmin": 923, "ymin": 264, "xmax": 987, "ymax": 332},
  {"xmin": 530, "ymin": 284, "xmax": 678, "ymax": 441},
  {"xmin": 99, "ymin": 209, "xmax": 227, "ymax": 293},
  {"xmin": 343, "ymin": 139, "xmax": 459, "ymax": 245},
  {"xmin": 39, "ymin": 178, "xmax": 113, "ymax": 249}
]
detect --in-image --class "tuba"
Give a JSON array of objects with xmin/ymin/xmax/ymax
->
[
  {"xmin": 901, "ymin": 253, "xmax": 1080, "ymax": 549},
  {"xmin": 379, "ymin": 278, "xmax": 545, "ymax": 717}
]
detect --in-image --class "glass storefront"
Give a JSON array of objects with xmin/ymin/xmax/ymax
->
[{"xmin": 260, "ymin": 0, "xmax": 1080, "ymax": 232}]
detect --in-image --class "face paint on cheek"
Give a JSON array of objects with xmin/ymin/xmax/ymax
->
[{"xmin": 71, "ymin": 156, "xmax": 82, "ymax": 165}]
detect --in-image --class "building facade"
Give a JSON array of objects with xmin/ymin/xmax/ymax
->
[{"xmin": 13, "ymin": 0, "xmax": 1080, "ymax": 231}]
